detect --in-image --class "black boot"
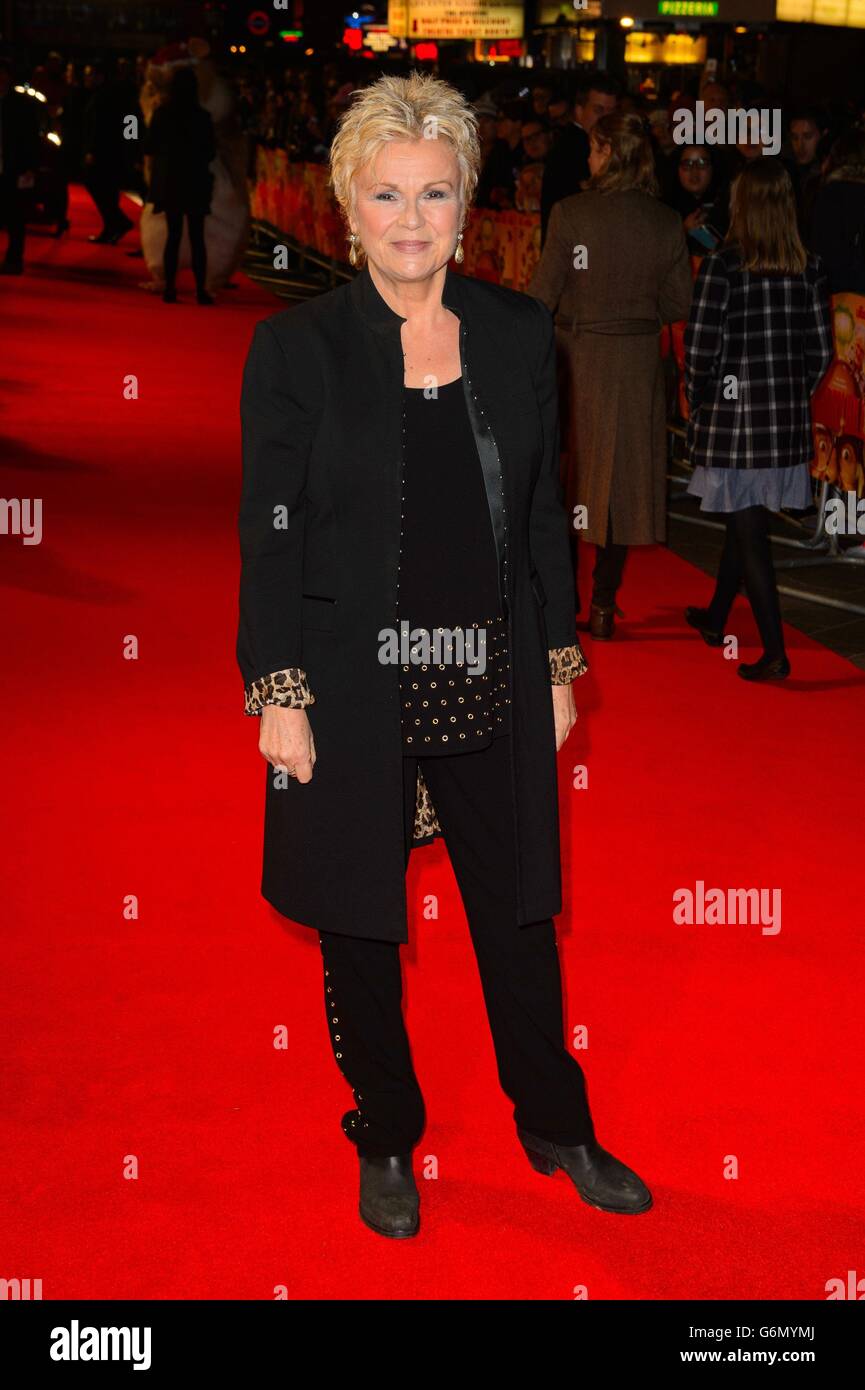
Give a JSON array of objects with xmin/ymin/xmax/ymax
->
[
  {"xmin": 518, "ymin": 1128, "xmax": 652, "ymax": 1214},
  {"xmin": 358, "ymin": 1153, "xmax": 419, "ymax": 1238},
  {"xmin": 737, "ymin": 653, "xmax": 790, "ymax": 682},
  {"xmin": 684, "ymin": 606, "xmax": 724, "ymax": 647},
  {"xmin": 106, "ymin": 212, "xmax": 135, "ymax": 244},
  {"xmin": 589, "ymin": 602, "xmax": 622, "ymax": 640}
]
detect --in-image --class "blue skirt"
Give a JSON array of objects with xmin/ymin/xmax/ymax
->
[{"xmin": 686, "ymin": 462, "xmax": 813, "ymax": 513}]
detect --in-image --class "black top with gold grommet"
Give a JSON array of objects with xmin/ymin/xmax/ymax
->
[{"xmin": 397, "ymin": 378, "xmax": 511, "ymax": 756}]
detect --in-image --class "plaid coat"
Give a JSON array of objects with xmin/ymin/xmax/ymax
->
[{"xmin": 684, "ymin": 246, "xmax": 833, "ymax": 470}]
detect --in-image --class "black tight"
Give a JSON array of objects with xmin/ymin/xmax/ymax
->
[
  {"xmin": 163, "ymin": 210, "xmax": 207, "ymax": 294},
  {"xmin": 570, "ymin": 508, "xmax": 629, "ymax": 612},
  {"xmin": 707, "ymin": 506, "xmax": 785, "ymax": 661},
  {"xmin": 592, "ymin": 509, "xmax": 629, "ymax": 608}
]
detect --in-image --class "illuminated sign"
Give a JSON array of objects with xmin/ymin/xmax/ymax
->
[
  {"xmin": 246, "ymin": 9, "xmax": 270, "ymax": 37},
  {"xmin": 626, "ymin": 31, "xmax": 708, "ymax": 62},
  {"xmin": 388, "ymin": 1, "xmax": 523, "ymax": 40},
  {"xmin": 363, "ymin": 26, "xmax": 398, "ymax": 51},
  {"xmin": 538, "ymin": 2, "xmax": 602, "ymax": 18},
  {"xmin": 776, "ymin": 0, "xmax": 865, "ymax": 22},
  {"xmin": 658, "ymin": 1, "xmax": 719, "ymax": 13},
  {"xmin": 606, "ymin": 0, "xmax": 775, "ymax": 17}
]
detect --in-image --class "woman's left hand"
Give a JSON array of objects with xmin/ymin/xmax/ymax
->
[{"xmin": 551, "ymin": 683, "xmax": 577, "ymax": 751}]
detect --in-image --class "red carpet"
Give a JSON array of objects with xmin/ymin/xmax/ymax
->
[{"xmin": 2, "ymin": 188, "xmax": 863, "ymax": 1300}]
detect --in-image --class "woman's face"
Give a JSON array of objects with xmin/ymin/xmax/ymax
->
[
  {"xmin": 679, "ymin": 146, "xmax": 712, "ymax": 197},
  {"xmin": 351, "ymin": 137, "xmax": 463, "ymax": 285},
  {"xmin": 588, "ymin": 136, "xmax": 611, "ymax": 179}
]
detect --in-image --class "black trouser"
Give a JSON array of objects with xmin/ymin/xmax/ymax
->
[
  {"xmin": 163, "ymin": 209, "xmax": 207, "ymax": 295},
  {"xmin": 83, "ymin": 163, "xmax": 125, "ymax": 235},
  {"xmin": 318, "ymin": 735, "xmax": 595, "ymax": 1158},
  {"xmin": 0, "ymin": 174, "xmax": 27, "ymax": 265},
  {"xmin": 706, "ymin": 505, "xmax": 785, "ymax": 661}
]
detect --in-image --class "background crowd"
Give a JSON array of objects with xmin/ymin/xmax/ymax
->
[
  {"xmin": 3, "ymin": 48, "xmax": 865, "ymax": 286},
  {"xmin": 2, "ymin": 45, "xmax": 861, "ymax": 682}
]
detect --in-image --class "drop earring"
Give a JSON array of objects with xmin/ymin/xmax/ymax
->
[
  {"xmin": 454, "ymin": 231, "xmax": 464, "ymax": 265},
  {"xmin": 348, "ymin": 232, "xmax": 359, "ymax": 267}
]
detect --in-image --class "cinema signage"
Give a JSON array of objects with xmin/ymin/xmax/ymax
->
[
  {"xmin": 387, "ymin": 0, "xmax": 524, "ymax": 40},
  {"xmin": 602, "ymin": 0, "xmax": 775, "ymax": 20}
]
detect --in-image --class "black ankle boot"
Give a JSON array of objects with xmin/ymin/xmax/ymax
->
[
  {"xmin": 684, "ymin": 606, "xmax": 724, "ymax": 647},
  {"xmin": 517, "ymin": 1128, "xmax": 652, "ymax": 1214},
  {"xmin": 358, "ymin": 1153, "xmax": 419, "ymax": 1238},
  {"xmin": 737, "ymin": 653, "xmax": 790, "ymax": 682}
]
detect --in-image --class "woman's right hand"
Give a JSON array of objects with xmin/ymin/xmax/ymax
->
[
  {"xmin": 259, "ymin": 707, "xmax": 316, "ymax": 783},
  {"xmin": 683, "ymin": 208, "xmax": 706, "ymax": 232}
]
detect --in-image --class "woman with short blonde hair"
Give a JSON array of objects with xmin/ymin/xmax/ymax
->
[
  {"xmin": 238, "ymin": 71, "xmax": 651, "ymax": 1239},
  {"xmin": 329, "ymin": 72, "xmax": 481, "ymax": 256}
]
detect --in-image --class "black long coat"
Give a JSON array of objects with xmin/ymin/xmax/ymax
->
[
  {"xmin": 145, "ymin": 103, "xmax": 215, "ymax": 215},
  {"xmin": 237, "ymin": 264, "xmax": 578, "ymax": 942},
  {"xmin": 0, "ymin": 89, "xmax": 41, "ymax": 180}
]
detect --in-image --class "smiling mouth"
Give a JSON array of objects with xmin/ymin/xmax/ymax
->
[{"xmin": 391, "ymin": 241, "xmax": 432, "ymax": 251}]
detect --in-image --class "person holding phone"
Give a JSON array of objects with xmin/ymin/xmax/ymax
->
[{"xmin": 667, "ymin": 143, "xmax": 729, "ymax": 256}]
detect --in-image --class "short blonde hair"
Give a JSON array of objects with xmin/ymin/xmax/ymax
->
[{"xmin": 329, "ymin": 73, "xmax": 481, "ymax": 257}]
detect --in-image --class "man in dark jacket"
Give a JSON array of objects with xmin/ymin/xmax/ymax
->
[
  {"xmin": 784, "ymin": 106, "xmax": 828, "ymax": 243},
  {"xmin": 82, "ymin": 62, "xmax": 136, "ymax": 243},
  {"xmin": 474, "ymin": 99, "xmax": 527, "ymax": 210},
  {"xmin": 540, "ymin": 72, "xmax": 619, "ymax": 243},
  {"xmin": 810, "ymin": 129, "xmax": 865, "ymax": 294},
  {"xmin": 0, "ymin": 58, "xmax": 41, "ymax": 274}
]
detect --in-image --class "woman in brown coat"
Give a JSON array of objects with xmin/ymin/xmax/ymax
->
[{"xmin": 528, "ymin": 112, "xmax": 693, "ymax": 638}]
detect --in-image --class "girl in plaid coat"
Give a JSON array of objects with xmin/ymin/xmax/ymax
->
[{"xmin": 683, "ymin": 158, "xmax": 833, "ymax": 680}]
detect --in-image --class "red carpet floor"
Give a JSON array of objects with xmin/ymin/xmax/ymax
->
[{"xmin": 2, "ymin": 189, "xmax": 864, "ymax": 1301}]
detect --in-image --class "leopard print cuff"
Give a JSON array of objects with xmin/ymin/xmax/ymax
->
[
  {"xmin": 549, "ymin": 643, "xmax": 588, "ymax": 684},
  {"xmin": 244, "ymin": 668, "xmax": 315, "ymax": 716}
]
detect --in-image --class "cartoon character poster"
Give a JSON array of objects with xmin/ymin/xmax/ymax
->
[{"xmin": 811, "ymin": 293, "xmax": 865, "ymax": 498}]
